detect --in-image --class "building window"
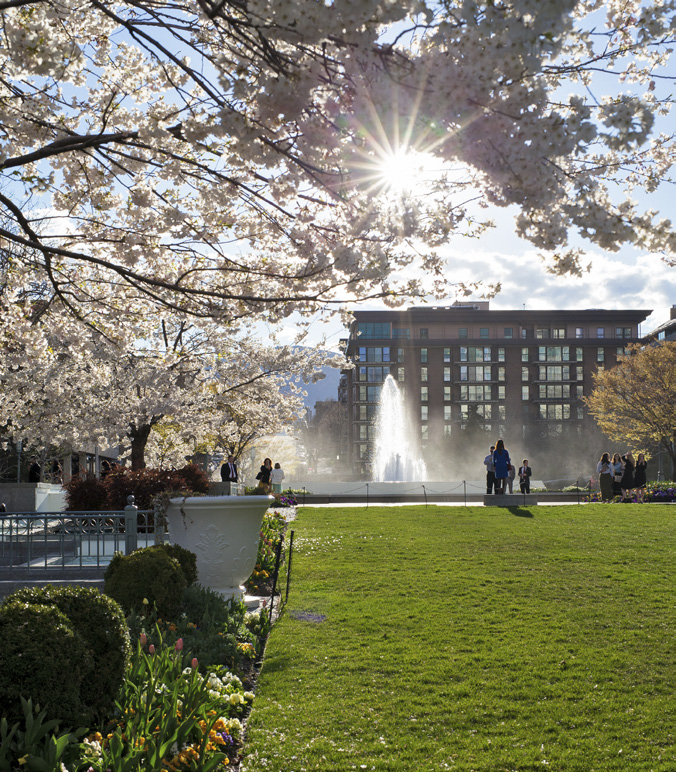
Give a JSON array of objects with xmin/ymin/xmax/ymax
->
[
  {"xmin": 443, "ymin": 367, "xmax": 451, "ymax": 381},
  {"xmin": 393, "ymin": 328, "xmax": 410, "ymax": 338},
  {"xmin": 443, "ymin": 386, "xmax": 451, "ymax": 401},
  {"xmin": 576, "ymin": 348, "xmax": 583, "ymax": 361},
  {"xmin": 576, "ymin": 385, "xmax": 584, "ymax": 398},
  {"xmin": 357, "ymin": 322, "xmax": 390, "ymax": 339},
  {"xmin": 521, "ymin": 347, "xmax": 529, "ymax": 362},
  {"xmin": 575, "ymin": 327, "xmax": 584, "ymax": 338},
  {"xmin": 539, "ymin": 384, "xmax": 571, "ymax": 399},
  {"xmin": 538, "ymin": 365, "xmax": 571, "ymax": 381},
  {"xmin": 358, "ymin": 347, "xmax": 391, "ymax": 362},
  {"xmin": 357, "ymin": 366, "xmax": 391, "ymax": 382},
  {"xmin": 358, "ymin": 444, "xmax": 368, "ymax": 459},
  {"xmin": 420, "ymin": 386, "xmax": 428, "ymax": 402},
  {"xmin": 460, "ymin": 346, "xmax": 491, "ymax": 362},
  {"xmin": 498, "ymin": 347, "xmax": 505, "ymax": 362},
  {"xmin": 420, "ymin": 348, "xmax": 428, "ymax": 363},
  {"xmin": 536, "ymin": 328, "xmax": 550, "ymax": 339},
  {"xmin": 443, "ymin": 425, "xmax": 452, "ymax": 436},
  {"xmin": 397, "ymin": 367, "xmax": 405, "ymax": 381},
  {"xmin": 577, "ymin": 406, "xmax": 585, "ymax": 419},
  {"xmin": 444, "ymin": 406, "xmax": 452, "ymax": 421},
  {"xmin": 498, "ymin": 385, "xmax": 506, "ymax": 400},
  {"xmin": 539, "ymin": 404, "xmax": 571, "ymax": 420},
  {"xmin": 420, "ymin": 367, "xmax": 428, "ymax": 382},
  {"xmin": 397, "ymin": 348, "xmax": 405, "ymax": 362},
  {"xmin": 504, "ymin": 327, "xmax": 513, "ymax": 338},
  {"xmin": 480, "ymin": 327, "xmax": 489, "ymax": 338},
  {"xmin": 552, "ymin": 328, "xmax": 566, "ymax": 339},
  {"xmin": 617, "ymin": 346, "xmax": 625, "ymax": 357},
  {"xmin": 421, "ymin": 425, "xmax": 429, "ymax": 440},
  {"xmin": 498, "ymin": 366, "xmax": 505, "ymax": 381},
  {"xmin": 460, "ymin": 365, "xmax": 491, "ymax": 381},
  {"xmin": 522, "ymin": 386, "xmax": 529, "ymax": 401},
  {"xmin": 596, "ymin": 327, "xmax": 605, "ymax": 338},
  {"xmin": 459, "ymin": 328, "xmax": 468, "ymax": 338},
  {"xmin": 616, "ymin": 327, "xmax": 632, "ymax": 338},
  {"xmin": 522, "ymin": 366, "xmax": 529, "ymax": 381},
  {"xmin": 538, "ymin": 346, "xmax": 571, "ymax": 362},
  {"xmin": 597, "ymin": 348, "xmax": 604, "ymax": 363},
  {"xmin": 576, "ymin": 366, "xmax": 583, "ymax": 380},
  {"xmin": 460, "ymin": 385, "xmax": 492, "ymax": 400},
  {"xmin": 357, "ymin": 385, "xmax": 381, "ymax": 402},
  {"xmin": 521, "ymin": 329, "xmax": 528, "ymax": 339},
  {"xmin": 421, "ymin": 406, "xmax": 428, "ymax": 421},
  {"xmin": 443, "ymin": 348, "xmax": 451, "ymax": 362},
  {"xmin": 420, "ymin": 328, "xmax": 429, "ymax": 339}
]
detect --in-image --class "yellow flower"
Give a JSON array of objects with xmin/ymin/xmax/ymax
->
[{"xmin": 18, "ymin": 756, "xmax": 29, "ymax": 766}]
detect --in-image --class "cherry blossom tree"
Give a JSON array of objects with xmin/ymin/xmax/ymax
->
[
  {"xmin": 0, "ymin": 316, "xmax": 334, "ymax": 469},
  {"xmin": 0, "ymin": 0, "xmax": 673, "ymax": 341}
]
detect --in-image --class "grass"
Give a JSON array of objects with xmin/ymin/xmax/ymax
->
[{"xmin": 242, "ymin": 505, "xmax": 674, "ymax": 771}]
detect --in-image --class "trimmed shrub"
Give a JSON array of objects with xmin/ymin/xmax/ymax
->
[
  {"xmin": 153, "ymin": 543, "xmax": 198, "ymax": 586},
  {"xmin": 104, "ymin": 547, "xmax": 187, "ymax": 619},
  {"xmin": 0, "ymin": 601, "xmax": 92, "ymax": 725},
  {"xmin": 65, "ymin": 464, "xmax": 210, "ymax": 512},
  {"xmin": 7, "ymin": 586, "xmax": 130, "ymax": 717},
  {"xmin": 64, "ymin": 474, "xmax": 108, "ymax": 511}
]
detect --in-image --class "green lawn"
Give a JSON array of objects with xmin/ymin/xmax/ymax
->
[{"xmin": 242, "ymin": 505, "xmax": 675, "ymax": 771}]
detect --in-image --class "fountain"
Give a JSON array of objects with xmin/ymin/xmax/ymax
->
[{"xmin": 373, "ymin": 375, "xmax": 427, "ymax": 482}]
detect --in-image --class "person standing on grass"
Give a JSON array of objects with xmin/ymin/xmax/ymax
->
[
  {"xmin": 484, "ymin": 445, "xmax": 496, "ymax": 494},
  {"xmin": 634, "ymin": 453, "xmax": 648, "ymax": 503},
  {"xmin": 621, "ymin": 452, "xmax": 635, "ymax": 502},
  {"xmin": 611, "ymin": 453, "xmax": 623, "ymax": 498},
  {"xmin": 492, "ymin": 439, "xmax": 511, "ymax": 495},
  {"xmin": 597, "ymin": 452, "xmax": 614, "ymax": 503},
  {"xmin": 519, "ymin": 460, "xmax": 532, "ymax": 494},
  {"xmin": 270, "ymin": 462, "xmax": 285, "ymax": 495}
]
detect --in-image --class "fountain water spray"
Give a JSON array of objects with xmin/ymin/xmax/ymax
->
[{"xmin": 373, "ymin": 375, "xmax": 427, "ymax": 482}]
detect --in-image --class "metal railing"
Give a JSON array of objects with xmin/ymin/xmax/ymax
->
[{"xmin": 0, "ymin": 500, "xmax": 156, "ymax": 570}]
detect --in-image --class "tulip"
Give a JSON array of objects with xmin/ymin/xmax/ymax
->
[
  {"xmin": 140, "ymin": 632, "xmax": 147, "ymax": 646},
  {"xmin": 148, "ymin": 644, "xmax": 155, "ymax": 654},
  {"xmin": 192, "ymin": 658, "xmax": 198, "ymax": 669},
  {"xmin": 142, "ymin": 597, "xmax": 149, "ymax": 606},
  {"xmin": 175, "ymin": 638, "xmax": 183, "ymax": 652}
]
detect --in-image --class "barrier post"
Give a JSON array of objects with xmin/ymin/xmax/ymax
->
[
  {"xmin": 285, "ymin": 530, "xmax": 295, "ymax": 603},
  {"xmin": 125, "ymin": 495, "xmax": 138, "ymax": 554},
  {"xmin": 464, "ymin": 480, "xmax": 467, "ymax": 507},
  {"xmin": 423, "ymin": 484, "xmax": 428, "ymax": 508},
  {"xmin": 366, "ymin": 483, "xmax": 369, "ymax": 509},
  {"xmin": 269, "ymin": 536, "xmax": 285, "ymax": 618}
]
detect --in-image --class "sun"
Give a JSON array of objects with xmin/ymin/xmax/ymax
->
[{"xmin": 375, "ymin": 146, "xmax": 447, "ymax": 197}]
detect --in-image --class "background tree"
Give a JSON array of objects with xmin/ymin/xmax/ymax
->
[{"xmin": 584, "ymin": 342, "xmax": 676, "ymax": 479}]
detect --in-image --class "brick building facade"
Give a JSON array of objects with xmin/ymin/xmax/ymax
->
[{"xmin": 340, "ymin": 303, "xmax": 650, "ymax": 480}]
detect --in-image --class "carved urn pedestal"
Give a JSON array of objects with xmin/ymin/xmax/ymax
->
[{"xmin": 166, "ymin": 495, "xmax": 272, "ymax": 599}]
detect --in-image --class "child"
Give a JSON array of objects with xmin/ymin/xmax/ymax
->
[{"xmin": 270, "ymin": 462, "xmax": 285, "ymax": 494}]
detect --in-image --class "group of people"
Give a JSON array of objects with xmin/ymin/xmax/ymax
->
[
  {"xmin": 596, "ymin": 452, "xmax": 648, "ymax": 503},
  {"xmin": 483, "ymin": 441, "xmax": 532, "ymax": 495},
  {"xmin": 220, "ymin": 454, "xmax": 286, "ymax": 494}
]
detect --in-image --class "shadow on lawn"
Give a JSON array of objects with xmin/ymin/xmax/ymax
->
[{"xmin": 507, "ymin": 507, "xmax": 535, "ymax": 518}]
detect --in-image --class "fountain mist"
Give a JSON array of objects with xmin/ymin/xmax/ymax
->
[{"xmin": 373, "ymin": 375, "xmax": 427, "ymax": 482}]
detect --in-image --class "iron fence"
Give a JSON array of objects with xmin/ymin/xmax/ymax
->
[{"xmin": 0, "ymin": 505, "xmax": 157, "ymax": 570}]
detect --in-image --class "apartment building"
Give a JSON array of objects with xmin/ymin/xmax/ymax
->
[{"xmin": 340, "ymin": 303, "xmax": 651, "ymax": 479}]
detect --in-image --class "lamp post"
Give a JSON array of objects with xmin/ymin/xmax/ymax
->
[{"xmin": 249, "ymin": 447, "xmax": 256, "ymax": 483}]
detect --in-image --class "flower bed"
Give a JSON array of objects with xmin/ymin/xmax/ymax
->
[{"xmin": 0, "ymin": 523, "xmax": 281, "ymax": 770}]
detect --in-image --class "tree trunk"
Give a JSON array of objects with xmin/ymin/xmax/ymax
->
[{"xmin": 129, "ymin": 424, "xmax": 152, "ymax": 470}]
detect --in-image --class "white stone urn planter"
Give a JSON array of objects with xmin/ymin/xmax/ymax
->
[{"xmin": 166, "ymin": 495, "xmax": 272, "ymax": 599}]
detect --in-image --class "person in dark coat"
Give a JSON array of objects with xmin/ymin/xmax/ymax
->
[
  {"xmin": 634, "ymin": 453, "xmax": 648, "ymax": 503},
  {"xmin": 518, "ymin": 460, "xmax": 532, "ymax": 494},
  {"xmin": 257, "ymin": 457, "xmax": 272, "ymax": 493},
  {"xmin": 221, "ymin": 455, "xmax": 238, "ymax": 483},
  {"xmin": 620, "ymin": 452, "xmax": 635, "ymax": 501},
  {"xmin": 492, "ymin": 439, "xmax": 511, "ymax": 495},
  {"xmin": 28, "ymin": 459, "xmax": 41, "ymax": 482}
]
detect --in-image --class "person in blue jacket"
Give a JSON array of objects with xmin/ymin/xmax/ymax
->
[{"xmin": 492, "ymin": 439, "xmax": 511, "ymax": 495}]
